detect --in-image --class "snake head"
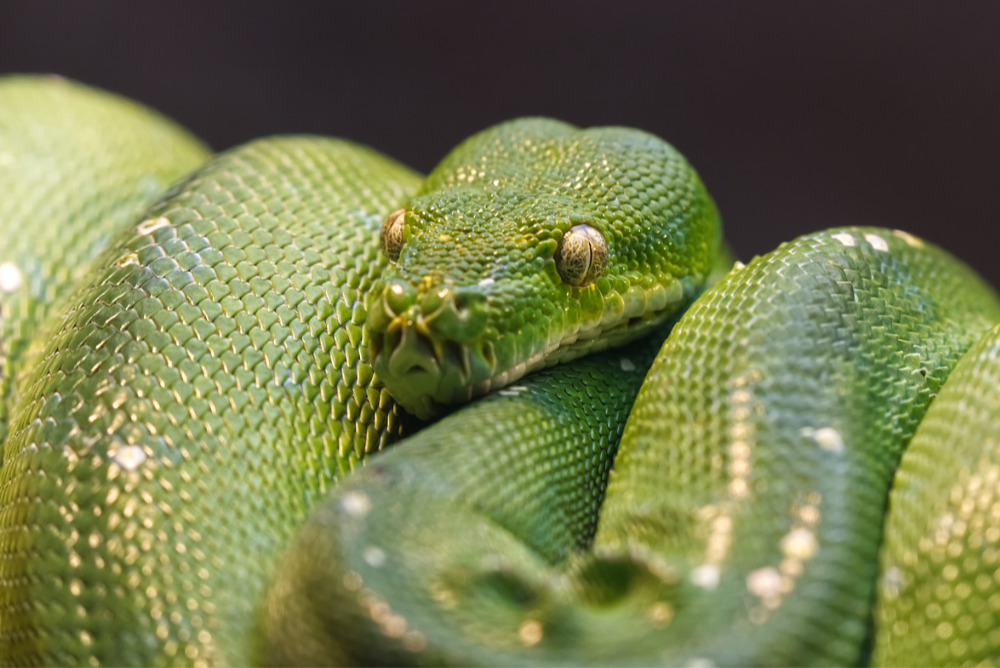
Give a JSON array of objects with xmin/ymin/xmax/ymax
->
[{"xmin": 366, "ymin": 118, "xmax": 721, "ymax": 419}]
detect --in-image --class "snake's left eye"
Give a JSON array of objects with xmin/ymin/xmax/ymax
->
[
  {"xmin": 380, "ymin": 208, "xmax": 406, "ymax": 262},
  {"xmin": 555, "ymin": 223, "xmax": 607, "ymax": 287}
]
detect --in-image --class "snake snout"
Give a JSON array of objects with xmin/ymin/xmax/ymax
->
[
  {"xmin": 422, "ymin": 285, "xmax": 488, "ymax": 343},
  {"xmin": 367, "ymin": 279, "xmax": 494, "ymax": 418}
]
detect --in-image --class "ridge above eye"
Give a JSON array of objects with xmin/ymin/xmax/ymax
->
[
  {"xmin": 556, "ymin": 223, "xmax": 607, "ymax": 287},
  {"xmin": 380, "ymin": 208, "xmax": 406, "ymax": 261}
]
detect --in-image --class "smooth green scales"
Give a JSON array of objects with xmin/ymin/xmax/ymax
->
[
  {"xmin": 0, "ymin": 76, "xmax": 998, "ymax": 666},
  {"xmin": 267, "ymin": 228, "xmax": 1000, "ymax": 665},
  {"xmin": 0, "ymin": 76, "xmax": 209, "ymax": 441}
]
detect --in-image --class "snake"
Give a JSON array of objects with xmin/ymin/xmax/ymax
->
[{"xmin": 0, "ymin": 74, "xmax": 998, "ymax": 667}]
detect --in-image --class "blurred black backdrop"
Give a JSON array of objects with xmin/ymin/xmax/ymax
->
[{"xmin": 3, "ymin": 1, "xmax": 999, "ymax": 286}]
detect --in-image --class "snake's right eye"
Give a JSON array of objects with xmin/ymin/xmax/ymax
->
[
  {"xmin": 555, "ymin": 223, "xmax": 607, "ymax": 287},
  {"xmin": 380, "ymin": 208, "xmax": 406, "ymax": 262}
]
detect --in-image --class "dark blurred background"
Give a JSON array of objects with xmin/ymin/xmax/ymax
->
[{"xmin": 3, "ymin": 2, "xmax": 999, "ymax": 286}]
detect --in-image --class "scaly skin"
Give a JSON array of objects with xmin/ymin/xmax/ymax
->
[
  {"xmin": 0, "ymin": 131, "xmax": 421, "ymax": 664},
  {"xmin": 874, "ymin": 320, "xmax": 1000, "ymax": 665},
  {"xmin": 266, "ymin": 228, "xmax": 1000, "ymax": 665},
  {"xmin": 0, "ymin": 75, "xmax": 210, "ymax": 443},
  {"xmin": 366, "ymin": 118, "xmax": 720, "ymax": 418},
  {"xmin": 3, "ymin": 76, "xmax": 1000, "ymax": 666},
  {"xmin": 262, "ymin": 320, "xmax": 676, "ymax": 666},
  {"xmin": 0, "ymin": 91, "xmax": 716, "ymax": 664},
  {"xmin": 261, "ymin": 250, "xmax": 738, "ymax": 666}
]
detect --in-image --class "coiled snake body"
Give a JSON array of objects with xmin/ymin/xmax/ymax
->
[{"xmin": 0, "ymin": 75, "xmax": 998, "ymax": 666}]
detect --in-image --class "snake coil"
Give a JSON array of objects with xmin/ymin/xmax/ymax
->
[{"xmin": 0, "ymin": 75, "xmax": 998, "ymax": 667}]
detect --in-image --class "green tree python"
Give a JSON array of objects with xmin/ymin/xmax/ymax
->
[{"xmin": 0, "ymin": 75, "xmax": 998, "ymax": 666}]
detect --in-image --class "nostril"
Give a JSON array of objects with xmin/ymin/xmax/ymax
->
[
  {"xmin": 451, "ymin": 287, "xmax": 485, "ymax": 315},
  {"xmin": 417, "ymin": 287, "xmax": 489, "ymax": 344},
  {"xmin": 384, "ymin": 280, "xmax": 418, "ymax": 316}
]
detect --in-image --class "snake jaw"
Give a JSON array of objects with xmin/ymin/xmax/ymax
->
[
  {"xmin": 372, "ymin": 324, "xmax": 500, "ymax": 419},
  {"xmin": 368, "ymin": 277, "xmax": 695, "ymax": 419},
  {"xmin": 368, "ymin": 278, "xmax": 498, "ymax": 419}
]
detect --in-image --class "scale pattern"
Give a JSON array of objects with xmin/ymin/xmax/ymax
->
[
  {"xmin": 261, "ymin": 324, "xmax": 672, "ymax": 666},
  {"xmin": 368, "ymin": 118, "xmax": 720, "ymax": 417},
  {"xmin": 3, "ymin": 78, "xmax": 999, "ymax": 666},
  {"xmin": 260, "ymin": 228, "xmax": 1000, "ymax": 665},
  {"xmin": 592, "ymin": 228, "xmax": 1000, "ymax": 665},
  {"xmin": 0, "ymin": 76, "xmax": 209, "ymax": 440},
  {"xmin": 874, "ymin": 321, "xmax": 1000, "ymax": 665},
  {"xmin": 0, "ymin": 136, "xmax": 420, "ymax": 665},
  {"xmin": 263, "ymin": 244, "xmax": 736, "ymax": 665}
]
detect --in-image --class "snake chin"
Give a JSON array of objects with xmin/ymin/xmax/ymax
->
[{"xmin": 371, "ymin": 325, "xmax": 501, "ymax": 419}]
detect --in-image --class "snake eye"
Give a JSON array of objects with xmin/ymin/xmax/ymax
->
[
  {"xmin": 380, "ymin": 208, "xmax": 406, "ymax": 262},
  {"xmin": 555, "ymin": 223, "xmax": 607, "ymax": 287}
]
